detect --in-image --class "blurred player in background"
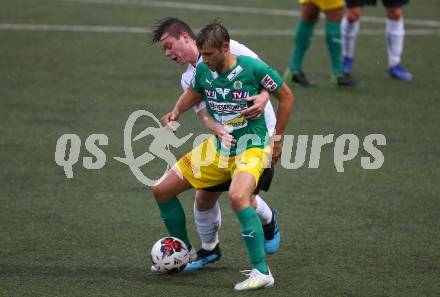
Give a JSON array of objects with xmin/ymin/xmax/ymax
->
[
  {"xmin": 151, "ymin": 18, "xmax": 281, "ymax": 271},
  {"xmin": 341, "ymin": 0, "xmax": 412, "ymax": 80},
  {"xmin": 284, "ymin": 0, "xmax": 359, "ymax": 86}
]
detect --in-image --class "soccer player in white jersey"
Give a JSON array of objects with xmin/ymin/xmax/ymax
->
[
  {"xmin": 155, "ymin": 21, "xmax": 294, "ymax": 290},
  {"xmin": 151, "ymin": 18, "xmax": 280, "ymax": 271}
]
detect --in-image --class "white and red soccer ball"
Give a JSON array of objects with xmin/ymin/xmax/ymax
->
[{"xmin": 150, "ymin": 237, "xmax": 190, "ymax": 273}]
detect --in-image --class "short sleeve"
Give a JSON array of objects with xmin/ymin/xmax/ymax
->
[{"xmin": 252, "ymin": 60, "xmax": 283, "ymax": 94}]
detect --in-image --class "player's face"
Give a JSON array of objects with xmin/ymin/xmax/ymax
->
[
  {"xmin": 199, "ymin": 43, "xmax": 227, "ymax": 73},
  {"xmin": 159, "ymin": 32, "xmax": 192, "ymax": 65}
]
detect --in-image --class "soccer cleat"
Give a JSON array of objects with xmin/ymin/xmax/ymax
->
[
  {"xmin": 183, "ymin": 243, "xmax": 222, "ymax": 271},
  {"xmin": 283, "ymin": 69, "xmax": 311, "ymax": 87},
  {"xmin": 333, "ymin": 72, "xmax": 359, "ymax": 86},
  {"xmin": 342, "ymin": 56, "xmax": 354, "ymax": 74},
  {"xmin": 282, "ymin": 68, "xmax": 294, "ymax": 81},
  {"xmin": 234, "ymin": 268, "xmax": 274, "ymax": 291},
  {"xmin": 151, "ymin": 246, "xmax": 197, "ymax": 272},
  {"xmin": 388, "ymin": 64, "xmax": 412, "ymax": 81},
  {"xmin": 263, "ymin": 208, "xmax": 280, "ymax": 254}
]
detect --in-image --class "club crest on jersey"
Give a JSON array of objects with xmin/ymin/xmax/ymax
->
[
  {"xmin": 233, "ymin": 80, "xmax": 242, "ymax": 90},
  {"xmin": 232, "ymin": 91, "xmax": 249, "ymax": 100},
  {"xmin": 227, "ymin": 65, "xmax": 243, "ymax": 81},
  {"xmin": 261, "ymin": 74, "xmax": 278, "ymax": 91},
  {"xmin": 205, "ymin": 89, "xmax": 217, "ymax": 99},
  {"xmin": 215, "ymin": 88, "xmax": 231, "ymax": 99}
]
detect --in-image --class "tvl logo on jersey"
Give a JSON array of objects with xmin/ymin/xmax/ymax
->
[
  {"xmin": 232, "ymin": 91, "xmax": 249, "ymax": 100},
  {"xmin": 204, "ymin": 88, "xmax": 236, "ymax": 100},
  {"xmin": 205, "ymin": 89, "xmax": 217, "ymax": 99}
]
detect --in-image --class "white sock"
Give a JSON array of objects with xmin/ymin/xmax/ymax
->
[
  {"xmin": 386, "ymin": 17, "xmax": 405, "ymax": 67},
  {"xmin": 341, "ymin": 16, "xmax": 360, "ymax": 59},
  {"xmin": 194, "ymin": 201, "xmax": 221, "ymax": 251},
  {"xmin": 255, "ymin": 194, "xmax": 273, "ymax": 225}
]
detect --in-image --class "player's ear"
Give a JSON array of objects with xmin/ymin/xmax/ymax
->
[
  {"xmin": 181, "ymin": 32, "xmax": 190, "ymax": 43},
  {"xmin": 222, "ymin": 41, "xmax": 230, "ymax": 53}
]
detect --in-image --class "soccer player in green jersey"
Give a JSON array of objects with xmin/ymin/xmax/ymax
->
[{"xmin": 154, "ymin": 21, "xmax": 294, "ymax": 290}]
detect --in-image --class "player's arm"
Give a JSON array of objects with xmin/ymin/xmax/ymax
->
[
  {"xmin": 161, "ymin": 88, "xmax": 203, "ymax": 126},
  {"xmin": 197, "ymin": 109, "xmax": 235, "ymax": 147},
  {"xmin": 271, "ymin": 83, "xmax": 295, "ymax": 164}
]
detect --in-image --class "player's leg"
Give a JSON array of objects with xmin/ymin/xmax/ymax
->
[
  {"xmin": 231, "ymin": 148, "xmax": 274, "ymax": 291},
  {"xmin": 384, "ymin": 0, "xmax": 412, "ymax": 80},
  {"xmin": 152, "ymin": 137, "xmax": 227, "ymax": 256},
  {"xmin": 186, "ymin": 173, "xmax": 279, "ymax": 271},
  {"xmin": 230, "ymin": 172, "xmax": 274, "ymax": 291},
  {"xmin": 253, "ymin": 194, "xmax": 280, "ymax": 254},
  {"xmin": 323, "ymin": 2, "xmax": 359, "ymax": 86},
  {"xmin": 341, "ymin": 3, "xmax": 364, "ymax": 73},
  {"xmin": 284, "ymin": 1, "xmax": 320, "ymax": 87},
  {"xmin": 184, "ymin": 190, "xmax": 223, "ymax": 271},
  {"xmin": 152, "ymin": 168, "xmax": 194, "ymax": 250},
  {"xmin": 194, "ymin": 190, "xmax": 222, "ymax": 251}
]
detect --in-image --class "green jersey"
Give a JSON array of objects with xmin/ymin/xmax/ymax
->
[{"xmin": 191, "ymin": 55, "xmax": 283, "ymax": 156}]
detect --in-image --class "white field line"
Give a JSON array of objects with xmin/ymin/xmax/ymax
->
[
  {"xmin": 1, "ymin": 23, "xmax": 440, "ymax": 36},
  {"xmin": 61, "ymin": 0, "xmax": 440, "ymax": 28}
]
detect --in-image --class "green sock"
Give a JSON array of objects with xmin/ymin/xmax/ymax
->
[
  {"xmin": 325, "ymin": 20, "xmax": 343, "ymax": 76},
  {"xmin": 236, "ymin": 207, "xmax": 268, "ymax": 274},
  {"xmin": 289, "ymin": 19, "xmax": 315, "ymax": 72},
  {"xmin": 157, "ymin": 198, "xmax": 191, "ymax": 250}
]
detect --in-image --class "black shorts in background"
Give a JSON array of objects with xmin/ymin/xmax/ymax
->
[{"xmin": 346, "ymin": 0, "xmax": 409, "ymax": 8}]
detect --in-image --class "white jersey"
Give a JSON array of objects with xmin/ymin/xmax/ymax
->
[{"xmin": 180, "ymin": 39, "xmax": 276, "ymax": 136}]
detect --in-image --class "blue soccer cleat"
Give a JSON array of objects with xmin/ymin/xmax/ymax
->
[
  {"xmin": 388, "ymin": 64, "xmax": 412, "ymax": 81},
  {"xmin": 183, "ymin": 243, "xmax": 222, "ymax": 271},
  {"xmin": 263, "ymin": 208, "xmax": 280, "ymax": 254},
  {"xmin": 342, "ymin": 56, "xmax": 354, "ymax": 74}
]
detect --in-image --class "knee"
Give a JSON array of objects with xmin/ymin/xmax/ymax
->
[
  {"xmin": 325, "ymin": 8, "xmax": 343, "ymax": 22},
  {"xmin": 228, "ymin": 190, "xmax": 250, "ymax": 212},
  {"xmin": 195, "ymin": 195, "xmax": 214, "ymax": 211},
  {"xmin": 301, "ymin": 3, "xmax": 320, "ymax": 22},
  {"xmin": 152, "ymin": 184, "xmax": 166, "ymax": 201},
  {"xmin": 302, "ymin": 13, "xmax": 319, "ymax": 23},
  {"xmin": 347, "ymin": 7, "xmax": 362, "ymax": 22},
  {"xmin": 386, "ymin": 7, "xmax": 402, "ymax": 20}
]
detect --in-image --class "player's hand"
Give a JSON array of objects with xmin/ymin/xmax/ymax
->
[
  {"xmin": 160, "ymin": 112, "xmax": 173, "ymax": 126},
  {"xmin": 213, "ymin": 124, "xmax": 236, "ymax": 149},
  {"xmin": 271, "ymin": 140, "xmax": 282, "ymax": 165},
  {"xmin": 161, "ymin": 112, "xmax": 179, "ymax": 132},
  {"xmin": 240, "ymin": 91, "xmax": 270, "ymax": 120}
]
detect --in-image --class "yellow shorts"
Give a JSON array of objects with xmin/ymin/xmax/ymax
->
[
  {"xmin": 299, "ymin": 0, "xmax": 344, "ymax": 10},
  {"xmin": 175, "ymin": 136, "xmax": 271, "ymax": 190}
]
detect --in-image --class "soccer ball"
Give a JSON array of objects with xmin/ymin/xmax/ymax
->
[{"xmin": 150, "ymin": 237, "xmax": 190, "ymax": 273}]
